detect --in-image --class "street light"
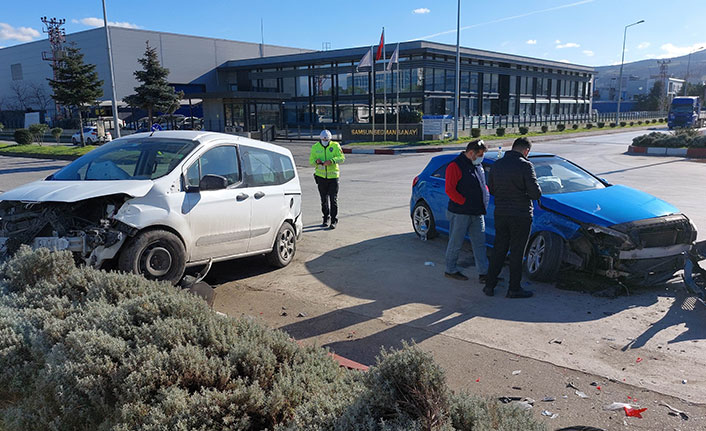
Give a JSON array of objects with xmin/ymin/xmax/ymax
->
[
  {"xmin": 453, "ymin": 0, "xmax": 461, "ymax": 140},
  {"xmin": 102, "ymin": 0, "xmax": 121, "ymax": 138},
  {"xmin": 615, "ymin": 19, "xmax": 644, "ymax": 126},
  {"xmin": 683, "ymin": 46, "xmax": 704, "ymax": 96}
]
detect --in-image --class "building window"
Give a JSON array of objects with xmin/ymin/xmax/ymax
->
[
  {"xmin": 10, "ymin": 63, "xmax": 23, "ymax": 81},
  {"xmin": 353, "ymin": 72, "xmax": 369, "ymax": 95},
  {"xmin": 445, "ymin": 70, "xmax": 455, "ymax": 92},
  {"xmin": 313, "ymin": 75, "xmax": 332, "ymax": 96},
  {"xmin": 411, "ymin": 68, "xmax": 423, "ymax": 92},
  {"xmin": 296, "ymin": 76, "xmax": 309, "ymax": 97},
  {"xmin": 434, "ymin": 69, "xmax": 444, "ymax": 91},
  {"xmin": 399, "ymin": 68, "xmax": 411, "ymax": 92},
  {"xmin": 338, "ymin": 73, "xmax": 352, "ymax": 95},
  {"xmin": 282, "ymin": 77, "xmax": 295, "ymax": 95}
]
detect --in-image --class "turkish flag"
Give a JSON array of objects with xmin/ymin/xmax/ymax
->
[{"xmin": 375, "ymin": 29, "xmax": 384, "ymax": 61}]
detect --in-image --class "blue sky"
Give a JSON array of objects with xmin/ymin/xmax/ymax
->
[{"xmin": 2, "ymin": 0, "xmax": 705, "ymax": 67}]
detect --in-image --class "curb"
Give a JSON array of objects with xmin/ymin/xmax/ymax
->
[
  {"xmin": 627, "ymin": 145, "xmax": 706, "ymax": 158},
  {"xmin": 342, "ymin": 147, "xmax": 457, "ymax": 155}
]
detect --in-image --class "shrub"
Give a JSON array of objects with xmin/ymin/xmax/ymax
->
[
  {"xmin": 631, "ymin": 130, "xmax": 706, "ymax": 148},
  {"xmin": 572, "ymin": 124, "xmax": 579, "ymax": 130},
  {"xmin": 518, "ymin": 126, "xmax": 529, "ymax": 135},
  {"xmin": 471, "ymin": 128, "xmax": 481, "ymax": 138},
  {"xmin": 496, "ymin": 127, "xmax": 505, "ymax": 136},
  {"xmin": 541, "ymin": 125, "xmax": 548, "ymax": 133},
  {"xmin": 556, "ymin": 123, "xmax": 566, "ymax": 131},
  {"xmin": 620, "ymin": 121, "xmax": 627, "ymax": 127},
  {"xmin": 51, "ymin": 127, "xmax": 63, "ymax": 143},
  {"xmin": 13, "ymin": 128, "xmax": 32, "ymax": 145},
  {"xmin": 0, "ymin": 248, "xmax": 544, "ymax": 431},
  {"xmin": 597, "ymin": 122, "xmax": 605, "ymax": 128},
  {"xmin": 0, "ymin": 122, "xmax": 4, "ymax": 131},
  {"xmin": 652, "ymin": 119, "xmax": 657, "ymax": 123},
  {"xmin": 629, "ymin": 121, "xmax": 634, "ymax": 126},
  {"xmin": 585, "ymin": 123, "xmax": 593, "ymax": 129},
  {"xmin": 28, "ymin": 123, "xmax": 49, "ymax": 145},
  {"xmin": 637, "ymin": 120, "xmax": 643, "ymax": 125},
  {"xmin": 609, "ymin": 122, "xmax": 617, "ymax": 127}
]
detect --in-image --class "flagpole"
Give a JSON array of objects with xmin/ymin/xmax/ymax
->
[
  {"xmin": 396, "ymin": 42, "xmax": 400, "ymax": 142},
  {"xmin": 371, "ymin": 45, "xmax": 375, "ymax": 142},
  {"xmin": 383, "ymin": 27, "xmax": 387, "ymax": 142}
]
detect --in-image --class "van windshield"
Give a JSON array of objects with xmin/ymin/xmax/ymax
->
[{"xmin": 51, "ymin": 138, "xmax": 197, "ymax": 181}]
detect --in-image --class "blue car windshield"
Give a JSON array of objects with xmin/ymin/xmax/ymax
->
[
  {"xmin": 531, "ymin": 157, "xmax": 606, "ymax": 195},
  {"xmin": 671, "ymin": 105, "xmax": 693, "ymax": 114},
  {"xmin": 51, "ymin": 138, "xmax": 197, "ymax": 181}
]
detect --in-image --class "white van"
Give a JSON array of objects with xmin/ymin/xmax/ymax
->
[{"xmin": 0, "ymin": 131, "xmax": 303, "ymax": 284}]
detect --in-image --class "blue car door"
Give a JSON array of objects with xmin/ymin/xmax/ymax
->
[
  {"xmin": 482, "ymin": 162, "xmax": 495, "ymax": 247},
  {"xmin": 427, "ymin": 163, "xmax": 450, "ymax": 233}
]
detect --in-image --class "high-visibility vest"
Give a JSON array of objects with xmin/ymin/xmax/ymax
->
[{"xmin": 309, "ymin": 141, "xmax": 345, "ymax": 179}]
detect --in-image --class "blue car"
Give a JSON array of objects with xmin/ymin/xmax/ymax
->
[{"xmin": 410, "ymin": 151, "xmax": 697, "ymax": 285}]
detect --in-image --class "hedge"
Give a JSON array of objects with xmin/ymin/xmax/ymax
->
[
  {"xmin": 471, "ymin": 128, "xmax": 481, "ymax": 138},
  {"xmin": 13, "ymin": 129, "xmax": 32, "ymax": 146},
  {"xmin": 632, "ymin": 130, "xmax": 706, "ymax": 148},
  {"xmin": 0, "ymin": 248, "xmax": 544, "ymax": 431},
  {"xmin": 495, "ymin": 127, "xmax": 505, "ymax": 136}
]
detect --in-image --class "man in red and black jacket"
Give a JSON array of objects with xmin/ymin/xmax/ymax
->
[{"xmin": 444, "ymin": 140, "xmax": 490, "ymax": 282}]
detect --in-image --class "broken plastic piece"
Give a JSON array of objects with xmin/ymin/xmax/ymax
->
[
  {"xmin": 424, "ymin": 261, "xmax": 435, "ymax": 266},
  {"xmin": 541, "ymin": 410, "xmax": 558, "ymax": 419},
  {"xmin": 624, "ymin": 406, "xmax": 647, "ymax": 418},
  {"xmin": 556, "ymin": 427, "xmax": 605, "ymax": 431},
  {"xmin": 541, "ymin": 397, "xmax": 555, "ymax": 402},
  {"xmin": 512, "ymin": 370, "xmax": 522, "ymax": 375},
  {"xmin": 575, "ymin": 390, "xmax": 589, "ymax": 399},
  {"xmin": 604, "ymin": 402, "xmax": 632, "ymax": 411},
  {"xmin": 636, "ymin": 357, "xmax": 642, "ymax": 363},
  {"xmin": 660, "ymin": 401, "xmax": 688, "ymax": 420}
]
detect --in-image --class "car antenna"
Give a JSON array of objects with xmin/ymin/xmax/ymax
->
[{"xmin": 149, "ymin": 123, "xmax": 161, "ymax": 137}]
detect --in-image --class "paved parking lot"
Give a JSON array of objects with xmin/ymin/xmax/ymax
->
[{"xmin": 1, "ymin": 129, "xmax": 705, "ymax": 427}]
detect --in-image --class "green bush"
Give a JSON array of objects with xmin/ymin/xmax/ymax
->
[
  {"xmin": 637, "ymin": 120, "xmax": 643, "ymax": 125},
  {"xmin": 572, "ymin": 124, "xmax": 579, "ymax": 130},
  {"xmin": 597, "ymin": 122, "xmax": 605, "ymax": 128},
  {"xmin": 28, "ymin": 123, "xmax": 49, "ymax": 145},
  {"xmin": 609, "ymin": 122, "xmax": 617, "ymax": 127},
  {"xmin": 471, "ymin": 128, "xmax": 481, "ymax": 138},
  {"xmin": 629, "ymin": 121, "xmax": 634, "ymax": 126},
  {"xmin": 620, "ymin": 121, "xmax": 627, "ymax": 127},
  {"xmin": 541, "ymin": 125, "xmax": 548, "ymax": 133},
  {"xmin": 632, "ymin": 130, "xmax": 706, "ymax": 148},
  {"xmin": 495, "ymin": 127, "xmax": 505, "ymax": 136},
  {"xmin": 585, "ymin": 123, "xmax": 593, "ymax": 129},
  {"xmin": 556, "ymin": 123, "xmax": 566, "ymax": 131},
  {"xmin": 13, "ymin": 129, "xmax": 32, "ymax": 145},
  {"xmin": 518, "ymin": 126, "xmax": 529, "ymax": 135},
  {"xmin": 50, "ymin": 127, "xmax": 63, "ymax": 143},
  {"xmin": 0, "ymin": 248, "xmax": 544, "ymax": 431}
]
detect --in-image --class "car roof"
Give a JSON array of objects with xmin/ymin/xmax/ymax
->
[
  {"xmin": 430, "ymin": 150, "xmax": 555, "ymax": 165},
  {"xmin": 115, "ymin": 131, "xmax": 293, "ymax": 157}
]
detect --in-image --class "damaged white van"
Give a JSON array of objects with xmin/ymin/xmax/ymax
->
[{"xmin": 0, "ymin": 131, "xmax": 303, "ymax": 284}]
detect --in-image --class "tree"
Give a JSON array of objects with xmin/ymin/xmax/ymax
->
[
  {"xmin": 634, "ymin": 80, "xmax": 668, "ymax": 112},
  {"xmin": 686, "ymin": 82, "xmax": 705, "ymax": 104},
  {"xmin": 9, "ymin": 81, "xmax": 31, "ymax": 110},
  {"xmin": 124, "ymin": 42, "xmax": 182, "ymax": 127},
  {"xmin": 48, "ymin": 44, "xmax": 104, "ymax": 146},
  {"xmin": 29, "ymin": 83, "xmax": 53, "ymax": 112}
]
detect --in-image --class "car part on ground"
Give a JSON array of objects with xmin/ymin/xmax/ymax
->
[{"xmin": 683, "ymin": 240, "xmax": 706, "ymax": 304}]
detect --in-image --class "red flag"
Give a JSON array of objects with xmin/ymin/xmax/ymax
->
[{"xmin": 375, "ymin": 29, "xmax": 384, "ymax": 61}]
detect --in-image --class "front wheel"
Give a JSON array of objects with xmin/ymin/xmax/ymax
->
[
  {"xmin": 118, "ymin": 229, "xmax": 186, "ymax": 285},
  {"xmin": 267, "ymin": 223, "xmax": 296, "ymax": 268},
  {"xmin": 411, "ymin": 200, "xmax": 438, "ymax": 239},
  {"xmin": 525, "ymin": 231, "xmax": 564, "ymax": 282}
]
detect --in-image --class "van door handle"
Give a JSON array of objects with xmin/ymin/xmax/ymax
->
[
  {"xmin": 254, "ymin": 191, "xmax": 265, "ymax": 199},
  {"xmin": 236, "ymin": 193, "xmax": 249, "ymax": 201}
]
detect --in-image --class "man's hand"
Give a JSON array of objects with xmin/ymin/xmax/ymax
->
[
  {"xmin": 323, "ymin": 160, "xmax": 333, "ymax": 166},
  {"xmin": 316, "ymin": 159, "xmax": 323, "ymax": 165}
]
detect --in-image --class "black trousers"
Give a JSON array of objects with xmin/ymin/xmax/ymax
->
[
  {"xmin": 315, "ymin": 175, "xmax": 339, "ymax": 222},
  {"xmin": 486, "ymin": 215, "xmax": 532, "ymax": 292}
]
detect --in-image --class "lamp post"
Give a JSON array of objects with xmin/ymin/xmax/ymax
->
[
  {"xmin": 453, "ymin": 0, "xmax": 461, "ymax": 140},
  {"xmin": 102, "ymin": 0, "xmax": 121, "ymax": 138},
  {"xmin": 683, "ymin": 46, "xmax": 704, "ymax": 96},
  {"xmin": 615, "ymin": 19, "xmax": 644, "ymax": 125}
]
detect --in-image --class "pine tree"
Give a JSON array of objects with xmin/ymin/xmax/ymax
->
[
  {"xmin": 48, "ymin": 44, "xmax": 103, "ymax": 146},
  {"xmin": 124, "ymin": 42, "xmax": 182, "ymax": 127}
]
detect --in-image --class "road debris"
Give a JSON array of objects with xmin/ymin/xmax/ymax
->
[
  {"xmin": 511, "ymin": 386, "xmax": 522, "ymax": 390},
  {"xmin": 575, "ymin": 390, "xmax": 589, "ymax": 399},
  {"xmin": 636, "ymin": 357, "xmax": 643, "ymax": 363},
  {"xmin": 541, "ymin": 397, "xmax": 555, "ymax": 402},
  {"xmin": 556, "ymin": 427, "xmax": 605, "ymax": 431},
  {"xmin": 604, "ymin": 402, "xmax": 632, "ymax": 411},
  {"xmin": 541, "ymin": 409, "xmax": 558, "ymax": 419},
  {"xmin": 659, "ymin": 401, "xmax": 689, "ymax": 420},
  {"xmin": 512, "ymin": 370, "xmax": 522, "ymax": 375},
  {"xmin": 682, "ymin": 379, "xmax": 688, "ymax": 384},
  {"xmin": 549, "ymin": 338, "xmax": 564, "ymax": 344},
  {"xmin": 624, "ymin": 406, "xmax": 647, "ymax": 418},
  {"xmin": 297, "ymin": 312, "xmax": 307, "ymax": 318},
  {"xmin": 424, "ymin": 261, "xmax": 435, "ymax": 266},
  {"xmin": 280, "ymin": 311, "xmax": 288, "ymax": 316}
]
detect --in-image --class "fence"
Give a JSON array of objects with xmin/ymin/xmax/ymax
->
[{"xmin": 458, "ymin": 111, "xmax": 667, "ymax": 130}]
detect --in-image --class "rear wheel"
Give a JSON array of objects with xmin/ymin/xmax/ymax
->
[
  {"xmin": 411, "ymin": 200, "xmax": 438, "ymax": 239},
  {"xmin": 71, "ymin": 137, "xmax": 78, "ymax": 145},
  {"xmin": 118, "ymin": 229, "xmax": 186, "ymax": 285},
  {"xmin": 267, "ymin": 223, "xmax": 296, "ymax": 268},
  {"xmin": 525, "ymin": 231, "xmax": 564, "ymax": 282}
]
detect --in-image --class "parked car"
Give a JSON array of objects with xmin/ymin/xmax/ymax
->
[
  {"xmin": 71, "ymin": 127, "xmax": 112, "ymax": 145},
  {"xmin": 410, "ymin": 151, "xmax": 697, "ymax": 285},
  {"xmin": 0, "ymin": 131, "xmax": 303, "ymax": 284}
]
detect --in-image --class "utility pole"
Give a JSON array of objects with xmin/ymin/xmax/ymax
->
[
  {"xmin": 683, "ymin": 46, "xmax": 704, "ymax": 96},
  {"xmin": 102, "ymin": 0, "xmax": 121, "ymax": 137},
  {"xmin": 615, "ymin": 19, "xmax": 644, "ymax": 125},
  {"xmin": 41, "ymin": 17, "xmax": 66, "ymax": 122},
  {"xmin": 453, "ymin": 0, "xmax": 461, "ymax": 140}
]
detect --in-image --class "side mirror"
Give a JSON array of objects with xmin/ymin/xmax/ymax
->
[{"xmin": 199, "ymin": 174, "xmax": 228, "ymax": 191}]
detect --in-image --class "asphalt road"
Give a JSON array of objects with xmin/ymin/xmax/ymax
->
[{"xmin": 1, "ymin": 129, "xmax": 705, "ymax": 428}]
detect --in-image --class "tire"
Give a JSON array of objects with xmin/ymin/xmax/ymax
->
[
  {"xmin": 86, "ymin": 138, "xmax": 93, "ymax": 145},
  {"xmin": 411, "ymin": 200, "xmax": 438, "ymax": 239},
  {"xmin": 71, "ymin": 137, "xmax": 78, "ymax": 145},
  {"xmin": 118, "ymin": 229, "xmax": 186, "ymax": 285},
  {"xmin": 525, "ymin": 231, "xmax": 564, "ymax": 282},
  {"xmin": 266, "ymin": 223, "xmax": 296, "ymax": 268}
]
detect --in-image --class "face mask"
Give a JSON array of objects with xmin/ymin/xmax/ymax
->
[
  {"xmin": 321, "ymin": 140, "xmax": 329, "ymax": 147},
  {"xmin": 472, "ymin": 156, "xmax": 483, "ymax": 166}
]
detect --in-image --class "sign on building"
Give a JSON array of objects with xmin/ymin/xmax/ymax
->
[
  {"xmin": 422, "ymin": 115, "xmax": 453, "ymax": 137},
  {"xmin": 341, "ymin": 124, "xmax": 422, "ymax": 142}
]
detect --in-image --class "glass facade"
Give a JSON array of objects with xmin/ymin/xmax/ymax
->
[{"xmin": 218, "ymin": 46, "xmax": 593, "ymax": 130}]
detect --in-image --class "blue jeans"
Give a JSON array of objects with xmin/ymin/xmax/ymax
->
[{"xmin": 445, "ymin": 211, "xmax": 489, "ymax": 276}]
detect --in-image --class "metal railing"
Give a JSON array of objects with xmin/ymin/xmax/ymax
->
[{"xmin": 460, "ymin": 111, "xmax": 667, "ymax": 130}]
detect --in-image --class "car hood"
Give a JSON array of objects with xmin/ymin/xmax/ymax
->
[
  {"xmin": 540, "ymin": 185, "xmax": 679, "ymax": 227},
  {"xmin": 0, "ymin": 180, "xmax": 154, "ymax": 203}
]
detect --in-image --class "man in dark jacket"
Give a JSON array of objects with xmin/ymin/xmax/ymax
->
[
  {"xmin": 484, "ymin": 137, "xmax": 542, "ymax": 298},
  {"xmin": 444, "ymin": 140, "xmax": 489, "ymax": 281}
]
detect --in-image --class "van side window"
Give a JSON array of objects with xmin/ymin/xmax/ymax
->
[
  {"xmin": 186, "ymin": 145, "xmax": 240, "ymax": 188},
  {"xmin": 241, "ymin": 147, "xmax": 295, "ymax": 186}
]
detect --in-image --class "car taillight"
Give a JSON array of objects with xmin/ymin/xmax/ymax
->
[{"xmin": 412, "ymin": 176, "xmax": 419, "ymax": 187}]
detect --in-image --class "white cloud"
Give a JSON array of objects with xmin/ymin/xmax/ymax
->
[
  {"xmin": 526, "ymin": 39, "xmax": 537, "ymax": 45},
  {"xmin": 637, "ymin": 42, "xmax": 650, "ymax": 49},
  {"xmin": 556, "ymin": 42, "xmax": 580, "ymax": 49},
  {"xmin": 0, "ymin": 23, "xmax": 41, "ymax": 42},
  {"xmin": 555, "ymin": 39, "xmax": 561, "ymax": 44},
  {"xmin": 76, "ymin": 17, "xmax": 140, "ymax": 29},
  {"xmin": 413, "ymin": 8, "xmax": 430, "ymax": 14},
  {"xmin": 582, "ymin": 50, "xmax": 594, "ymax": 56},
  {"xmin": 655, "ymin": 42, "xmax": 706, "ymax": 58}
]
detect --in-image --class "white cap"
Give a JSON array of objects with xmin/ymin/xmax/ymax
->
[{"xmin": 320, "ymin": 130, "xmax": 332, "ymax": 141}]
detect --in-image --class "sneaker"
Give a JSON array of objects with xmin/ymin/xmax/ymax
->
[
  {"xmin": 329, "ymin": 221, "xmax": 337, "ymax": 230},
  {"xmin": 482, "ymin": 286, "xmax": 495, "ymax": 297},
  {"xmin": 444, "ymin": 272, "xmax": 468, "ymax": 281},
  {"xmin": 506, "ymin": 289, "xmax": 534, "ymax": 299},
  {"xmin": 321, "ymin": 217, "xmax": 329, "ymax": 227}
]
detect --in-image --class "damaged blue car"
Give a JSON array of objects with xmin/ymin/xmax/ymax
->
[{"xmin": 411, "ymin": 151, "xmax": 697, "ymax": 285}]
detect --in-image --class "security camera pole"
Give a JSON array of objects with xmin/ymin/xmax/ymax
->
[{"xmin": 615, "ymin": 19, "xmax": 644, "ymax": 126}]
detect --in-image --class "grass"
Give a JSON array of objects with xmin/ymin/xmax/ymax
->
[
  {"xmin": 0, "ymin": 142, "xmax": 97, "ymax": 159},
  {"xmin": 347, "ymin": 120, "xmax": 667, "ymax": 147}
]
